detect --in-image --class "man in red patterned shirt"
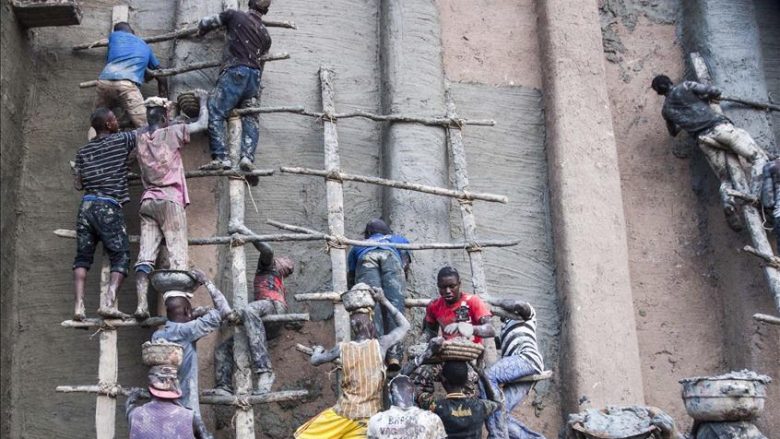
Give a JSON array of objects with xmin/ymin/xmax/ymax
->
[{"xmin": 212, "ymin": 240, "xmax": 294, "ymax": 395}]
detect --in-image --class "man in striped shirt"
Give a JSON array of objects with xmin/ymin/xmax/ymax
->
[
  {"xmin": 295, "ymin": 286, "xmax": 410, "ymax": 439},
  {"xmin": 72, "ymin": 107, "xmax": 136, "ymax": 320},
  {"xmin": 483, "ymin": 300, "xmax": 546, "ymax": 439}
]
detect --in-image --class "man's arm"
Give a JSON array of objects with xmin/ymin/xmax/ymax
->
[
  {"xmin": 185, "ymin": 89, "xmax": 209, "ymax": 134},
  {"xmin": 472, "ymin": 316, "xmax": 496, "ymax": 338},
  {"xmin": 197, "ymin": 13, "xmax": 224, "ymax": 37},
  {"xmin": 421, "ymin": 319, "xmax": 439, "ymax": 344},
  {"xmin": 688, "ymin": 81, "xmax": 722, "ymax": 100},
  {"xmin": 373, "ymin": 288, "xmax": 410, "ymax": 355},
  {"xmin": 665, "ymin": 118, "xmax": 680, "ymax": 137},
  {"xmin": 156, "ymin": 75, "xmax": 169, "ymax": 99},
  {"xmin": 125, "ymin": 388, "xmax": 144, "ymax": 421},
  {"xmin": 253, "ymin": 241, "xmax": 274, "ymax": 270},
  {"xmin": 310, "ymin": 344, "xmax": 341, "ymax": 366}
]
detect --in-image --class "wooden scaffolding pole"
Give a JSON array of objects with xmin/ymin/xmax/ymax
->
[
  {"xmin": 94, "ymin": 8, "xmax": 126, "ymax": 437},
  {"xmin": 279, "ymin": 166, "xmax": 508, "ymax": 203},
  {"xmin": 320, "ymin": 67, "xmax": 351, "ymax": 343},
  {"xmin": 691, "ymin": 53, "xmax": 780, "ymax": 312},
  {"xmin": 445, "ymin": 90, "xmax": 488, "ymax": 297},
  {"xmin": 226, "ymin": 116, "xmax": 255, "ymax": 437}
]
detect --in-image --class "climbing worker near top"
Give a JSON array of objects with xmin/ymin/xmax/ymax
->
[
  {"xmin": 366, "ymin": 374, "xmax": 446, "ymax": 439},
  {"xmin": 132, "ymin": 92, "xmax": 209, "ymax": 320},
  {"xmin": 294, "ymin": 285, "xmax": 410, "ymax": 439},
  {"xmin": 93, "ymin": 22, "xmax": 168, "ymax": 134},
  {"xmin": 651, "ymin": 75, "xmax": 768, "ymax": 198},
  {"xmin": 126, "ymin": 365, "xmax": 197, "ymax": 439},
  {"xmin": 71, "ymin": 107, "xmax": 136, "ymax": 321},
  {"xmin": 196, "ymin": 0, "xmax": 272, "ymax": 172},
  {"xmin": 483, "ymin": 300, "xmax": 546, "ymax": 439},
  {"xmin": 405, "ymin": 266, "xmax": 495, "ymax": 407},
  {"xmin": 347, "ymin": 218, "xmax": 411, "ymax": 371},
  {"xmin": 761, "ymin": 158, "xmax": 780, "ymax": 250},
  {"xmin": 211, "ymin": 239, "xmax": 294, "ymax": 395},
  {"xmin": 434, "ymin": 361, "xmax": 502, "ymax": 439},
  {"xmin": 152, "ymin": 268, "xmax": 233, "ymax": 439}
]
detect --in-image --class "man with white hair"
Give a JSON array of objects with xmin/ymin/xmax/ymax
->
[
  {"xmin": 152, "ymin": 268, "xmax": 232, "ymax": 439},
  {"xmin": 133, "ymin": 92, "xmax": 209, "ymax": 320}
]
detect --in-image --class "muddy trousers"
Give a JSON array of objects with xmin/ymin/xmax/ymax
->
[
  {"xmin": 355, "ymin": 249, "xmax": 406, "ymax": 363},
  {"xmin": 207, "ymin": 65, "xmax": 262, "ymax": 161},
  {"xmin": 698, "ymin": 122, "xmax": 768, "ymax": 196},
  {"xmin": 482, "ymin": 356, "xmax": 545, "ymax": 439},
  {"xmin": 214, "ymin": 300, "xmax": 275, "ymax": 390},
  {"xmin": 94, "ymin": 79, "xmax": 147, "ymax": 128},
  {"xmin": 73, "ymin": 198, "xmax": 130, "ymax": 274},
  {"xmin": 135, "ymin": 199, "xmax": 188, "ymax": 272}
]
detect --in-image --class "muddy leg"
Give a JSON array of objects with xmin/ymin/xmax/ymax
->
[
  {"xmin": 134, "ymin": 271, "xmax": 150, "ymax": 320},
  {"xmin": 97, "ymin": 271, "xmax": 129, "ymax": 319},
  {"xmin": 73, "ymin": 267, "xmax": 87, "ymax": 321},
  {"xmin": 699, "ymin": 143, "xmax": 742, "ymax": 231}
]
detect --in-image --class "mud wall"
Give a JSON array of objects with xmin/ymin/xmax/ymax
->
[{"xmin": 1, "ymin": 1, "xmax": 32, "ymax": 437}]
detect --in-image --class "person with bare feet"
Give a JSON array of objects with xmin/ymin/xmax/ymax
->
[
  {"xmin": 72, "ymin": 107, "xmax": 137, "ymax": 320},
  {"xmin": 294, "ymin": 286, "xmax": 410, "ymax": 439},
  {"xmin": 212, "ymin": 239, "xmax": 294, "ymax": 395},
  {"xmin": 152, "ymin": 269, "xmax": 232, "ymax": 439},
  {"xmin": 132, "ymin": 93, "xmax": 209, "ymax": 320}
]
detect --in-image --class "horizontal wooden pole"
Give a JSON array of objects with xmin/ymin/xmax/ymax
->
[
  {"xmin": 512, "ymin": 370, "xmax": 553, "ymax": 383},
  {"xmin": 280, "ymin": 167, "xmax": 508, "ymax": 203},
  {"xmin": 73, "ymin": 20, "xmax": 297, "ymax": 51},
  {"xmin": 61, "ymin": 313, "xmax": 309, "ymax": 329},
  {"xmin": 128, "ymin": 168, "xmax": 275, "ymax": 182},
  {"xmin": 233, "ymin": 106, "xmax": 495, "ymax": 127},
  {"xmin": 725, "ymin": 188, "xmax": 758, "ymax": 204},
  {"xmin": 721, "ymin": 95, "xmax": 780, "ymax": 113},
  {"xmin": 199, "ymin": 389, "xmax": 308, "ymax": 405},
  {"xmin": 232, "ymin": 105, "xmax": 307, "ymax": 117},
  {"xmin": 79, "ymin": 53, "xmax": 288, "ymax": 88},
  {"xmin": 56, "ymin": 384, "xmax": 146, "ymax": 398},
  {"xmin": 294, "ymin": 293, "xmax": 523, "ymax": 319},
  {"xmin": 54, "ymin": 229, "xmax": 323, "ymax": 246},
  {"xmin": 267, "ymin": 220, "xmax": 521, "ymax": 251},
  {"xmin": 753, "ymin": 313, "xmax": 780, "ymax": 325},
  {"xmin": 742, "ymin": 245, "xmax": 780, "ymax": 269}
]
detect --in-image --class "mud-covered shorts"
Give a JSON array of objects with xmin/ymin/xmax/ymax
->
[{"xmin": 73, "ymin": 198, "xmax": 130, "ymax": 274}]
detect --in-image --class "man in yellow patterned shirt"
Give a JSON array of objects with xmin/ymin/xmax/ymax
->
[{"xmin": 295, "ymin": 287, "xmax": 410, "ymax": 439}]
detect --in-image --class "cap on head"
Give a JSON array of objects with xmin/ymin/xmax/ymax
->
[
  {"xmin": 249, "ymin": 0, "xmax": 271, "ymax": 12},
  {"xmin": 148, "ymin": 365, "xmax": 182, "ymax": 399},
  {"xmin": 364, "ymin": 218, "xmax": 391, "ymax": 238}
]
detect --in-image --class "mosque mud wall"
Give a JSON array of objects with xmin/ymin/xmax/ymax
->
[{"xmin": 1, "ymin": 0, "xmax": 779, "ymax": 437}]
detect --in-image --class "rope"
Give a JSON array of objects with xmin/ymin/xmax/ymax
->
[
  {"xmin": 466, "ymin": 242, "xmax": 483, "ymax": 253},
  {"xmin": 325, "ymin": 235, "xmax": 348, "ymax": 252},
  {"xmin": 324, "ymin": 169, "xmax": 343, "ymax": 182},
  {"xmin": 244, "ymin": 178, "xmax": 259, "ymax": 214},
  {"xmin": 97, "ymin": 381, "xmax": 121, "ymax": 398}
]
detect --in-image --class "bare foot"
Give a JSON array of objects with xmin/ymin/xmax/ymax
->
[
  {"xmin": 97, "ymin": 307, "xmax": 130, "ymax": 320},
  {"xmin": 133, "ymin": 307, "xmax": 150, "ymax": 321},
  {"xmin": 73, "ymin": 302, "xmax": 86, "ymax": 321}
]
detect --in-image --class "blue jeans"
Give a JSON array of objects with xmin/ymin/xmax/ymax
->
[
  {"xmin": 481, "ymin": 356, "xmax": 546, "ymax": 439},
  {"xmin": 207, "ymin": 65, "xmax": 262, "ymax": 161},
  {"xmin": 355, "ymin": 249, "xmax": 406, "ymax": 363}
]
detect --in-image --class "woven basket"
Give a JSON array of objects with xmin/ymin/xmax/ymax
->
[
  {"xmin": 408, "ymin": 339, "xmax": 484, "ymax": 363},
  {"xmin": 142, "ymin": 341, "xmax": 183, "ymax": 367}
]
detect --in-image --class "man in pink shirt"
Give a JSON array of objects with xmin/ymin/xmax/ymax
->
[{"xmin": 132, "ymin": 92, "xmax": 209, "ymax": 319}]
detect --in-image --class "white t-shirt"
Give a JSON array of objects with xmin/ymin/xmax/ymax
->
[{"xmin": 367, "ymin": 405, "xmax": 446, "ymax": 439}]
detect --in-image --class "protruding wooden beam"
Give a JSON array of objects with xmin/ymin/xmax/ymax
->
[
  {"xmin": 199, "ymin": 390, "xmax": 309, "ymax": 405},
  {"xmin": 54, "ymin": 229, "xmax": 324, "ymax": 246},
  {"xmin": 753, "ymin": 313, "xmax": 780, "ymax": 325},
  {"xmin": 280, "ymin": 166, "xmax": 508, "ymax": 203},
  {"xmin": 61, "ymin": 313, "xmax": 310, "ymax": 329}
]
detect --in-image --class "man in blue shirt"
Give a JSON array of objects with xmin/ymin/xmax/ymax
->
[
  {"xmin": 95, "ymin": 22, "xmax": 168, "ymax": 129},
  {"xmin": 347, "ymin": 218, "xmax": 411, "ymax": 371}
]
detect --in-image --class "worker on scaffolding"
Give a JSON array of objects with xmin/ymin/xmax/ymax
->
[
  {"xmin": 433, "ymin": 361, "xmax": 502, "ymax": 439},
  {"xmin": 651, "ymin": 74, "xmax": 769, "ymax": 227},
  {"xmin": 92, "ymin": 22, "xmax": 168, "ymax": 136},
  {"xmin": 71, "ymin": 108, "xmax": 136, "ymax": 321},
  {"xmin": 403, "ymin": 266, "xmax": 495, "ymax": 408},
  {"xmin": 132, "ymin": 93, "xmax": 209, "ymax": 320},
  {"xmin": 126, "ymin": 365, "xmax": 197, "ymax": 438},
  {"xmin": 152, "ymin": 269, "xmax": 233, "ymax": 439},
  {"xmin": 196, "ymin": 0, "xmax": 272, "ymax": 172},
  {"xmin": 761, "ymin": 158, "xmax": 780, "ymax": 250},
  {"xmin": 347, "ymin": 218, "xmax": 411, "ymax": 371},
  {"xmin": 294, "ymin": 285, "xmax": 410, "ymax": 439},
  {"xmin": 211, "ymin": 238, "xmax": 294, "ymax": 395},
  {"xmin": 366, "ymin": 374, "xmax": 446, "ymax": 439},
  {"xmin": 483, "ymin": 300, "xmax": 546, "ymax": 439}
]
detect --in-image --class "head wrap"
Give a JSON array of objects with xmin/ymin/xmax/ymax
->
[
  {"xmin": 144, "ymin": 96, "xmax": 171, "ymax": 108},
  {"xmin": 162, "ymin": 290, "xmax": 193, "ymax": 302}
]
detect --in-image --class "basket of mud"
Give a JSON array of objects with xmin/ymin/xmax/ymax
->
[
  {"xmin": 679, "ymin": 370, "xmax": 771, "ymax": 422},
  {"xmin": 142, "ymin": 341, "xmax": 183, "ymax": 367},
  {"xmin": 150, "ymin": 270, "xmax": 198, "ymax": 294},
  {"xmin": 340, "ymin": 283, "xmax": 375, "ymax": 312},
  {"xmin": 568, "ymin": 406, "xmax": 661, "ymax": 439},
  {"xmin": 177, "ymin": 91, "xmax": 201, "ymax": 118},
  {"xmin": 407, "ymin": 339, "xmax": 484, "ymax": 363}
]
